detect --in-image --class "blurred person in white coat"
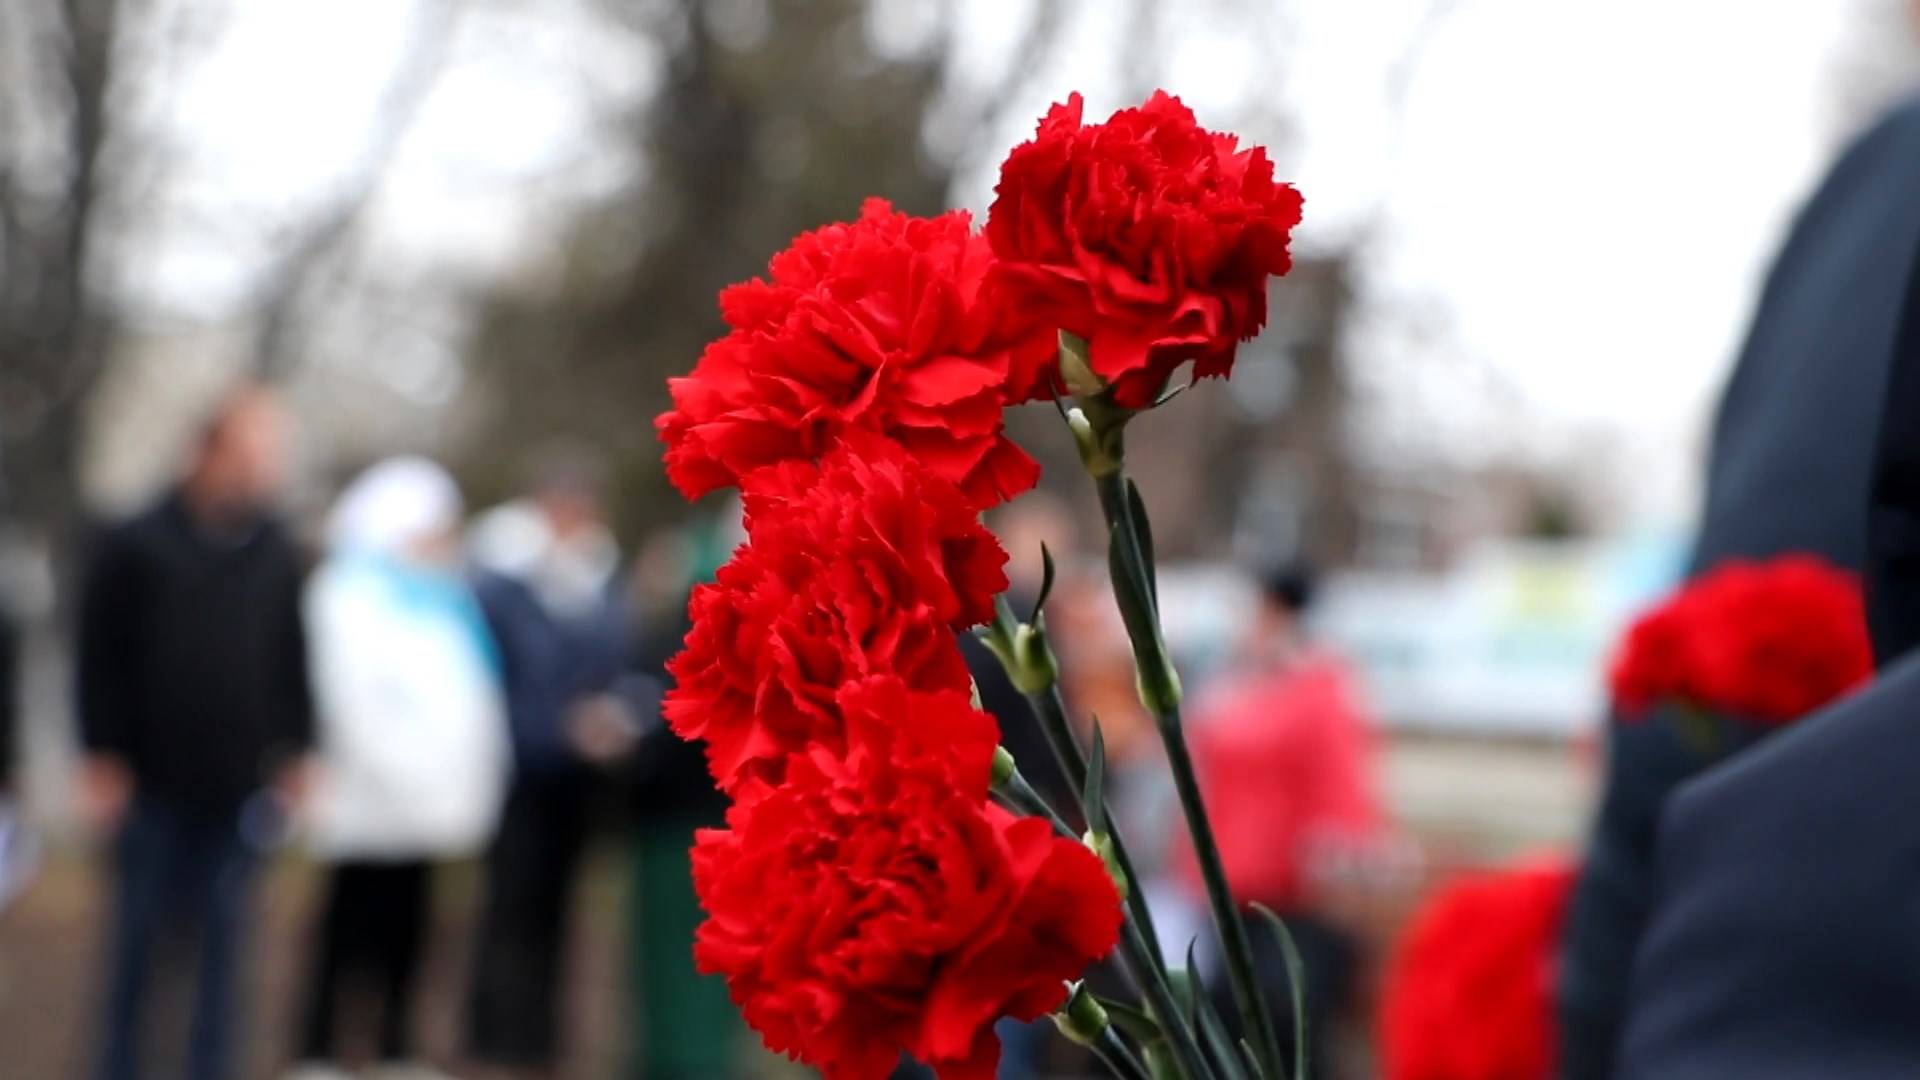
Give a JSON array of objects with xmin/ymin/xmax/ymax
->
[{"xmin": 288, "ymin": 458, "xmax": 508, "ymax": 1080}]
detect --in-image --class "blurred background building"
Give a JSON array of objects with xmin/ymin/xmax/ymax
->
[{"xmin": 2, "ymin": 0, "xmax": 1916, "ymax": 1076}]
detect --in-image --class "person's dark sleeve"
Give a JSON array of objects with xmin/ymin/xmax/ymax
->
[
  {"xmin": 274, "ymin": 548, "xmax": 315, "ymax": 755},
  {"xmin": 611, "ymin": 672, "xmax": 663, "ymax": 731},
  {"xmin": 1867, "ymin": 239, "xmax": 1920, "ymax": 664},
  {"xmin": 471, "ymin": 572, "xmax": 568, "ymax": 770},
  {"xmin": 604, "ymin": 597, "xmax": 661, "ymax": 729},
  {"xmin": 74, "ymin": 528, "xmax": 142, "ymax": 759}
]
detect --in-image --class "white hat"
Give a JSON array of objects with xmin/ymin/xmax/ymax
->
[{"xmin": 327, "ymin": 456, "xmax": 463, "ymax": 557}]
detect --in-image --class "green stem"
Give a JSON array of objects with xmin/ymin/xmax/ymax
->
[
  {"xmin": 1025, "ymin": 679, "xmax": 1166, "ymax": 963},
  {"xmin": 995, "ymin": 771, "xmax": 1074, "ymax": 836},
  {"xmin": 1095, "ymin": 1027, "xmax": 1156, "ymax": 1080},
  {"xmin": 1094, "ymin": 466, "xmax": 1287, "ymax": 1080},
  {"xmin": 993, "ymin": 771, "xmax": 1214, "ymax": 1080}
]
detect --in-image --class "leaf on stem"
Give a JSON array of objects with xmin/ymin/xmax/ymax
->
[
  {"xmin": 1238, "ymin": 1039, "xmax": 1266, "ymax": 1080},
  {"xmin": 1181, "ymin": 939, "xmax": 1205, "ymax": 1050},
  {"xmin": 1177, "ymin": 939, "xmax": 1257, "ymax": 1080},
  {"xmin": 1106, "ymin": 524, "xmax": 1155, "ymax": 635},
  {"xmin": 1046, "ymin": 365, "xmax": 1072, "ymax": 420},
  {"xmin": 1126, "ymin": 478, "xmax": 1159, "ymax": 608},
  {"xmin": 1084, "ymin": 718, "xmax": 1108, "ymax": 836},
  {"xmin": 1097, "ymin": 997, "xmax": 1164, "ymax": 1046},
  {"xmin": 1252, "ymin": 903, "xmax": 1309, "ymax": 1080},
  {"xmin": 1031, "ymin": 542, "xmax": 1057, "ymax": 625}
]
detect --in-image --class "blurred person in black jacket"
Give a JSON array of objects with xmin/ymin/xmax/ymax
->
[
  {"xmin": 76, "ymin": 383, "xmax": 315, "ymax": 1080},
  {"xmin": 1562, "ymin": 88, "xmax": 1920, "ymax": 1079}
]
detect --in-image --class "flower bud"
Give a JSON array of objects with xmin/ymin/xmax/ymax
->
[
  {"xmin": 991, "ymin": 746, "xmax": 1018, "ymax": 787},
  {"xmin": 1082, "ymin": 829, "xmax": 1131, "ymax": 902},
  {"xmin": 1009, "ymin": 620, "xmax": 1059, "ymax": 694},
  {"xmin": 1066, "ymin": 406, "xmax": 1100, "ymax": 465},
  {"xmin": 1134, "ymin": 648, "xmax": 1184, "ymax": 715},
  {"xmin": 1051, "ymin": 981, "xmax": 1110, "ymax": 1046},
  {"xmin": 1064, "ymin": 401, "xmax": 1129, "ymax": 478}
]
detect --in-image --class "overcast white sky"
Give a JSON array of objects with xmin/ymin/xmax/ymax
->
[{"xmin": 144, "ymin": 0, "xmax": 1913, "ymax": 526}]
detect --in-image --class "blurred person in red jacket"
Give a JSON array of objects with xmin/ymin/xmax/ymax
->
[{"xmin": 1172, "ymin": 562, "xmax": 1385, "ymax": 1080}]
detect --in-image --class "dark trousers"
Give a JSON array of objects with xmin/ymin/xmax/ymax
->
[
  {"xmin": 95, "ymin": 797, "xmax": 256, "ymax": 1080},
  {"xmin": 467, "ymin": 773, "xmax": 589, "ymax": 1065},
  {"xmin": 297, "ymin": 860, "xmax": 430, "ymax": 1063}
]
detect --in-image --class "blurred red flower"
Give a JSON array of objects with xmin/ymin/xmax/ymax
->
[
  {"xmin": 1606, "ymin": 596, "xmax": 1701, "ymax": 716},
  {"xmin": 1608, "ymin": 554, "xmax": 1870, "ymax": 725},
  {"xmin": 986, "ymin": 90, "xmax": 1304, "ymax": 408},
  {"xmin": 656, "ymin": 197, "xmax": 1053, "ymax": 508},
  {"xmin": 664, "ymin": 435, "xmax": 1008, "ymax": 792},
  {"xmin": 1378, "ymin": 859, "xmax": 1576, "ymax": 1080},
  {"xmin": 692, "ymin": 675, "xmax": 1123, "ymax": 1080}
]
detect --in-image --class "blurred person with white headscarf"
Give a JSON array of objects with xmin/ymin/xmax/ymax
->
[{"xmin": 288, "ymin": 457, "xmax": 508, "ymax": 1080}]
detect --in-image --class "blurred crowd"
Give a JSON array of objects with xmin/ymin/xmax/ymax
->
[
  {"xmin": 0, "ymin": 377, "xmax": 1432, "ymax": 1080},
  {"xmin": 1, "ymin": 381, "xmax": 743, "ymax": 1080}
]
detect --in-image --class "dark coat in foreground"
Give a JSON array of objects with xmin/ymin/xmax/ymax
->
[
  {"xmin": 1686, "ymin": 94, "xmax": 1920, "ymax": 577},
  {"xmin": 1561, "ymin": 92, "xmax": 1920, "ymax": 1080},
  {"xmin": 1613, "ymin": 93, "xmax": 1920, "ymax": 1079},
  {"xmin": 1614, "ymin": 653, "xmax": 1920, "ymax": 1078}
]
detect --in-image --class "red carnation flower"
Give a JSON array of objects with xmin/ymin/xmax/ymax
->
[
  {"xmin": 1378, "ymin": 859, "xmax": 1576, "ymax": 1080},
  {"xmin": 656, "ymin": 198, "xmax": 1053, "ymax": 508},
  {"xmin": 1688, "ymin": 557, "xmax": 1872, "ymax": 724},
  {"xmin": 693, "ymin": 676, "xmax": 1124, "ymax": 1080},
  {"xmin": 1607, "ymin": 554, "xmax": 1870, "ymax": 726},
  {"xmin": 986, "ymin": 90, "xmax": 1304, "ymax": 409},
  {"xmin": 665, "ymin": 435, "xmax": 1009, "ymax": 791},
  {"xmin": 1607, "ymin": 596, "xmax": 1701, "ymax": 715}
]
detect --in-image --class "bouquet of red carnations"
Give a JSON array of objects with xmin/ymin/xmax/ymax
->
[{"xmin": 656, "ymin": 91, "xmax": 1306, "ymax": 1080}]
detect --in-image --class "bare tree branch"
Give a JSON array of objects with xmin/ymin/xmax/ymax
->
[
  {"xmin": 0, "ymin": 0, "xmax": 125, "ymax": 547},
  {"xmin": 250, "ymin": 0, "xmax": 463, "ymax": 378}
]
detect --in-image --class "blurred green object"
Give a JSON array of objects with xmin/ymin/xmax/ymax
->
[
  {"xmin": 629, "ymin": 821, "xmax": 739, "ymax": 1080},
  {"xmin": 686, "ymin": 515, "xmax": 733, "ymax": 585}
]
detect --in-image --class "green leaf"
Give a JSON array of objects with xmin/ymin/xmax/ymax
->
[
  {"xmin": 1126, "ymin": 478, "xmax": 1159, "ymax": 609},
  {"xmin": 1084, "ymin": 718, "xmax": 1108, "ymax": 836},
  {"xmin": 1106, "ymin": 523, "xmax": 1156, "ymax": 640},
  {"xmin": 1175, "ymin": 941, "xmax": 1254, "ymax": 1079},
  {"xmin": 1253, "ymin": 903, "xmax": 1309, "ymax": 1080},
  {"xmin": 1031, "ymin": 542, "xmax": 1057, "ymax": 625},
  {"xmin": 1192, "ymin": 983, "xmax": 1254, "ymax": 1080},
  {"xmin": 1097, "ymin": 997, "xmax": 1163, "ymax": 1046},
  {"xmin": 1104, "ymin": 998, "xmax": 1180, "ymax": 1080},
  {"xmin": 1153, "ymin": 378, "xmax": 1194, "ymax": 409},
  {"xmin": 1238, "ymin": 1038, "xmax": 1265, "ymax": 1080},
  {"xmin": 1181, "ymin": 939, "xmax": 1205, "ymax": 1052},
  {"xmin": 1167, "ymin": 941, "xmax": 1199, "ymax": 1018},
  {"xmin": 1046, "ymin": 365, "xmax": 1072, "ymax": 419}
]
